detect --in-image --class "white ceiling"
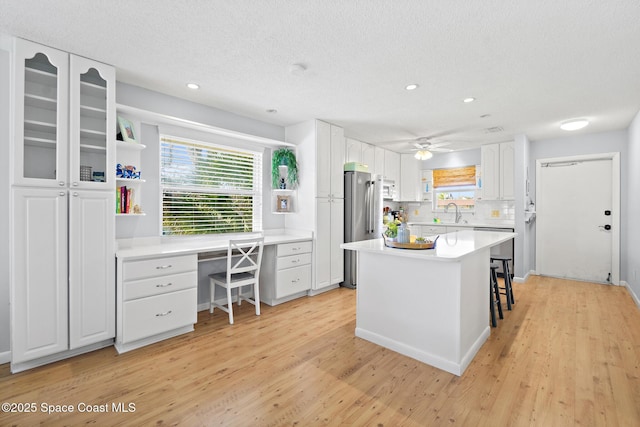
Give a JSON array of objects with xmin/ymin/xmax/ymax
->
[{"xmin": 2, "ymin": 0, "xmax": 640, "ymax": 153}]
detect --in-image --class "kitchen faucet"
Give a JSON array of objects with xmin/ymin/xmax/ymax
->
[{"xmin": 445, "ymin": 202, "xmax": 462, "ymax": 223}]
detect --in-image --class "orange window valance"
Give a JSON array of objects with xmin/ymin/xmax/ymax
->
[{"xmin": 433, "ymin": 166, "xmax": 476, "ymax": 188}]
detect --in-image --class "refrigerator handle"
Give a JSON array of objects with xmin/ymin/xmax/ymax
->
[{"xmin": 364, "ymin": 180, "xmax": 371, "ymax": 234}]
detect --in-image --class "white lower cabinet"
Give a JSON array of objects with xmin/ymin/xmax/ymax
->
[
  {"xmin": 11, "ymin": 188, "xmax": 114, "ymax": 372},
  {"xmin": 260, "ymin": 240, "xmax": 312, "ymax": 305},
  {"xmin": 116, "ymin": 254, "xmax": 198, "ymax": 353},
  {"xmin": 315, "ymin": 198, "xmax": 344, "ymax": 290}
]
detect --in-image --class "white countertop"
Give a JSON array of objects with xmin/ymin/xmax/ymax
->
[
  {"xmin": 341, "ymin": 229, "xmax": 516, "ymax": 262},
  {"xmin": 116, "ymin": 229, "xmax": 313, "ymax": 260},
  {"xmin": 408, "ymin": 221, "xmax": 515, "ymax": 229}
]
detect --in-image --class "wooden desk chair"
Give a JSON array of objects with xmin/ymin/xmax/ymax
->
[{"xmin": 209, "ymin": 237, "xmax": 264, "ymax": 324}]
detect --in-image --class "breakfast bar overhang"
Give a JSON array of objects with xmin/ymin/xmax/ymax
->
[{"xmin": 341, "ymin": 229, "xmax": 517, "ymax": 376}]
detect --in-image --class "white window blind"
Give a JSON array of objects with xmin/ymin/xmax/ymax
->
[{"xmin": 160, "ymin": 135, "xmax": 262, "ymax": 235}]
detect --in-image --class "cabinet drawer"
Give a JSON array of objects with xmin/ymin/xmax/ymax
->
[
  {"xmin": 123, "ymin": 254, "xmax": 197, "ymax": 281},
  {"xmin": 276, "ymin": 253, "xmax": 312, "ymax": 270},
  {"xmin": 276, "ymin": 264, "xmax": 311, "ymax": 298},
  {"xmin": 421, "ymin": 226, "xmax": 445, "ymax": 236},
  {"xmin": 124, "ymin": 271, "xmax": 197, "ymax": 301},
  {"xmin": 122, "ymin": 288, "xmax": 197, "ymax": 343},
  {"xmin": 276, "ymin": 241, "xmax": 312, "ymax": 257}
]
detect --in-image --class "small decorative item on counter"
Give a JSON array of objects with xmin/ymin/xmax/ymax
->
[
  {"xmin": 279, "ymin": 177, "xmax": 286, "ymax": 189},
  {"xmin": 384, "ymin": 221, "xmax": 399, "ymax": 241},
  {"xmin": 397, "ymin": 223, "xmax": 411, "ymax": 244}
]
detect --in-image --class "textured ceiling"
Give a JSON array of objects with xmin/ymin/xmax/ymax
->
[{"xmin": 1, "ymin": 0, "xmax": 640, "ymax": 152}]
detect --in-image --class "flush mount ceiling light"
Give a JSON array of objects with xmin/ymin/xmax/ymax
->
[
  {"xmin": 560, "ymin": 119, "xmax": 590, "ymax": 131},
  {"xmin": 405, "ymin": 84, "xmax": 419, "ymax": 91},
  {"xmin": 414, "ymin": 150, "xmax": 433, "ymax": 160},
  {"xmin": 463, "ymin": 97, "xmax": 475, "ymax": 103},
  {"xmin": 186, "ymin": 83, "xmax": 199, "ymax": 90}
]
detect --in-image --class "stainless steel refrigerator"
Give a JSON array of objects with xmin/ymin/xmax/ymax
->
[{"xmin": 343, "ymin": 171, "xmax": 383, "ymax": 288}]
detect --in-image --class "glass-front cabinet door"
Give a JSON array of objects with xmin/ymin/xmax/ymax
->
[
  {"xmin": 13, "ymin": 38, "xmax": 69, "ymax": 187},
  {"xmin": 69, "ymin": 55, "xmax": 115, "ymax": 189}
]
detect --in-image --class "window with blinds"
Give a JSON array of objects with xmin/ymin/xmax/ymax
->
[
  {"xmin": 160, "ymin": 135, "xmax": 262, "ymax": 235},
  {"xmin": 433, "ymin": 165, "xmax": 478, "ymax": 211}
]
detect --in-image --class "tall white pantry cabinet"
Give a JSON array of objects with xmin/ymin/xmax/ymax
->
[
  {"xmin": 285, "ymin": 120, "xmax": 345, "ymax": 292},
  {"xmin": 10, "ymin": 38, "xmax": 116, "ymax": 372}
]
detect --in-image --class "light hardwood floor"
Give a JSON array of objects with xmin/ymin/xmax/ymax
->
[{"xmin": 1, "ymin": 275, "xmax": 639, "ymax": 426}]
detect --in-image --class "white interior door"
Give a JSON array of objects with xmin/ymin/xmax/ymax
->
[{"xmin": 537, "ymin": 159, "xmax": 613, "ymax": 283}]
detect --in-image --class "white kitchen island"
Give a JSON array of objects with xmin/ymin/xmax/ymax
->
[{"xmin": 341, "ymin": 229, "xmax": 516, "ymax": 376}]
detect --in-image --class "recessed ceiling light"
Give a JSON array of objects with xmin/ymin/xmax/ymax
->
[
  {"xmin": 463, "ymin": 97, "xmax": 475, "ymax": 103},
  {"xmin": 560, "ymin": 119, "xmax": 589, "ymax": 131},
  {"xmin": 405, "ymin": 84, "xmax": 419, "ymax": 91},
  {"xmin": 186, "ymin": 83, "xmax": 199, "ymax": 90}
]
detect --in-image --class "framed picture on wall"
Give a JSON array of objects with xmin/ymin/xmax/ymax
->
[
  {"xmin": 117, "ymin": 116, "xmax": 137, "ymax": 144},
  {"xmin": 276, "ymin": 195, "xmax": 291, "ymax": 213}
]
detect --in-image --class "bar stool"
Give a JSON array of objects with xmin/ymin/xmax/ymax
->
[
  {"xmin": 490, "ymin": 263, "xmax": 503, "ymax": 327},
  {"xmin": 491, "ymin": 255, "xmax": 514, "ymax": 310}
]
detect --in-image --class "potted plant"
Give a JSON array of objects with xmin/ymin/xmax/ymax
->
[{"xmin": 272, "ymin": 147, "xmax": 298, "ymax": 189}]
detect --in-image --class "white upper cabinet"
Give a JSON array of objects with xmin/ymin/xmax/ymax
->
[
  {"xmin": 384, "ymin": 150, "xmax": 400, "ymax": 199},
  {"xmin": 399, "ymin": 153, "xmax": 421, "ymax": 201},
  {"xmin": 317, "ymin": 121, "xmax": 345, "ymax": 198},
  {"xmin": 481, "ymin": 141, "xmax": 514, "ymax": 200},
  {"xmin": 12, "ymin": 38, "xmax": 115, "ymax": 189},
  {"xmin": 374, "ymin": 146, "xmax": 385, "ymax": 178},
  {"xmin": 330, "ymin": 124, "xmax": 345, "ymax": 198},
  {"xmin": 12, "ymin": 39, "xmax": 69, "ymax": 187},
  {"xmin": 69, "ymin": 55, "xmax": 115, "ymax": 189},
  {"xmin": 361, "ymin": 143, "xmax": 376, "ymax": 174},
  {"xmin": 345, "ymin": 137, "xmax": 362, "ymax": 164}
]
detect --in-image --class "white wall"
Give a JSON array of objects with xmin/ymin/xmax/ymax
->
[
  {"xmin": 626, "ymin": 110, "xmax": 640, "ymax": 302},
  {"xmin": 115, "ymin": 82, "xmax": 287, "ymax": 239},
  {"xmin": 529, "ymin": 129, "xmax": 629, "ymax": 281},
  {"xmin": 0, "ymin": 44, "xmax": 11, "ymax": 356}
]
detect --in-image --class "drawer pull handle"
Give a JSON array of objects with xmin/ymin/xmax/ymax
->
[
  {"xmin": 156, "ymin": 282, "xmax": 173, "ymax": 288},
  {"xmin": 291, "ymin": 259, "xmax": 300, "ymax": 264},
  {"xmin": 291, "ymin": 247, "xmax": 300, "ymax": 251},
  {"xmin": 291, "ymin": 278, "xmax": 300, "ymax": 283},
  {"xmin": 156, "ymin": 264, "xmax": 172, "ymax": 270},
  {"xmin": 156, "ymin": 310, "xmax": 173, "ymax": 317}
]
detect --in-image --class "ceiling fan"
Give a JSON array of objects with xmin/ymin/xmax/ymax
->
[{"xmin": 409, "ymin": 138, "xmax": 453, "ymax": 160}]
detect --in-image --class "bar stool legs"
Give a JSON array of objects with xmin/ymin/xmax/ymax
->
[
  {"xmin": 490, "ymin": 263, "xmax": 503, "ymax": 327},
  {"xmin": 491, "ymin": 256, "xmax": 514, "ymax": 310}
]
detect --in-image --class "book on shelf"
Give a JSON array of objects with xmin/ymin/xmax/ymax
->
[{"xmin": 117, "ymin": 185, "xmax": 134, "ymax": 214}]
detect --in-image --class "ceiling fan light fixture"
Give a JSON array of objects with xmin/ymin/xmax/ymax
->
[
  {"xmin": 560, "ymin": 119, "xmax": 589, "ymax": 131},
  {"xmin": 414, "ymin": 150, "xmax": 433, "ymax": 160}
]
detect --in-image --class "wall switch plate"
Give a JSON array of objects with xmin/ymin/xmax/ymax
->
[{"xmin": 491, "ymin": 210, "xmax": 500, "ymax": 218}]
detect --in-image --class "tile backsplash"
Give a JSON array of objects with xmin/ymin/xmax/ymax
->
[{"xmin": 387, "ymin": 199, "xmax": 515, "ymax": 223}]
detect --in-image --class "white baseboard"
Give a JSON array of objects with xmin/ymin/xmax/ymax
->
[
  {"xmin": 0, "ymin": 350, "xmax": 10, "ymax": 365},
  {"xmin": 513, "ymin": 270, "xmax": 534, "ymax": 283},
  {"xmin": 621, "ymin": 281, "xmax": 640, "ymax": 309}
]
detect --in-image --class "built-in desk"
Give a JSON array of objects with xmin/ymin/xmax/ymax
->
[{"xmin": 115, "ymin": 230, "xmax": 313, "ymax": 353}]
